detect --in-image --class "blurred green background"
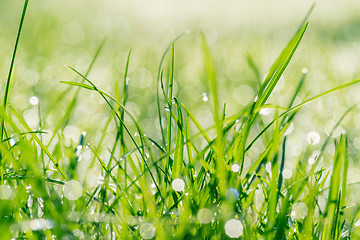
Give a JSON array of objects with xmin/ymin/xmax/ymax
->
[{"xmin": 1, "ymin": 0, "xmax": 360, "ymax": 192}]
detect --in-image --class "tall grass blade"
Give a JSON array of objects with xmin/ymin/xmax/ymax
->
[
  {"xmin": 201, "ymin": 33, "xmax": 227, "ymax": 195},
  {"xmin": 8, "ymin": 105, "xmax": 68, "ymax": 180},
  {"xmin": 1, "ymin": 0, "xmax": 29, "ymax": 140},
  {"xmin": 321, "ymin": 134, "xmax": 347, "ymax": 240}
]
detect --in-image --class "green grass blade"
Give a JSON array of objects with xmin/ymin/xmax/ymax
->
[
  {"xmin": 246, "ymin": 53, "xmax": 261, "ymax": 89},
  {"xmin": 165, "ymin": 43, "xmax": 175, "ymax": 183},
  {"xmin": 257, "ymin": 23, "xmax": 308, "ymax": 108},
  {"xmin": 171, "ymin": 102, "xmax": 184, "ymax": 179},
  {"xmin": 119, "ymin": 49, "xmax": 132, "ymax": 154},
  {"xmin": 246, "ymin": 81, "xmax": 360, "ymax": 152},
  {"xmin": 66, "ymin": 66, "xmax": 165, "ymax": 204},
  {"xmin": 267, "ymin": 114, "xmax": 281, "ymax": 232},
  {"xmin": 156, "ymin": 32, "xmax": 188, "ymax": 147},
  {"xmin": 321, "ymin": 135, "xmax": 345, "ymax": 240},
  {"xmin": 1, "ymin": 0, "xmax": 29, "ymax": 140},
  {"xmin": 46, "ymin": 40, "xmax": 105, "ymax": 147},
  {"xmin": 335, "ymin": 135, "xmax": 349, "ymax": 239},
  {"xmin": 8, "ymin": 105, "xmax": 68, "ymax": 180},
  {"xmin": 201, "ymin": 33, "xmax": 226, "ymax": 195}
]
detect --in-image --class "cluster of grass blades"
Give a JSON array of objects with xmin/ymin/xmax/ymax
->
[{"xmin": 2, "ymin": 1, "xmax": 360, "ymax": 239}]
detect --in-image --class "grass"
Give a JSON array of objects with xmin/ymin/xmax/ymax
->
[{"xmin": 2, "ymin": 1, "xmax": 360, "ymax": 239}]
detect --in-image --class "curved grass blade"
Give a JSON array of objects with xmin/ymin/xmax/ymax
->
[
  {"xmin": 321, "ymin": 135, "xmax": 347, "ymax": 240},
  {"xmin": 46, "ymin": 39, "xmax": 106, "ymax": 147},
  {"xmin": 8, "ymin": 105, "xmax": 68, "ymax": 180},
  {"xmin": 65, "ymin": 66, "xmax": 165, "ymax": 204},
  {"xmin": 156, "ymin": 32, "xmax": 188, "ymax": 147},
  {"xmin": 246, "ymin": 80, "xmax": 360, "ymax": 153},
  {"xmin": 1, "ymin": 0, "xmax": 29, "ymax": 140},
  {"xmin": 165, "ymin": 43, "xmax": 175, "ymax": 183},
  {"xmin": 201, "ymin": 33, "xmax": 227, "ymax": 195}
]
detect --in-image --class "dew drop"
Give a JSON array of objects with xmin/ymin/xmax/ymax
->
[
  {"xmin": 172, "ymin": 178, "xmax": 185, "ymax": 192},
  {"xmin": 301, "ymin": 68, "xmax": 308, "ymax": 74},
  {"xmin": 63, "ymin": 180, "xmax": 83, "ymax": 200},
  {"xmin": 306, "ymin": 131, "xmax": 320, "ymax": 145},
  {"xmin": 134, "ymin": 132, "xmax": 139, "ymax": 137},
  {"xmin": 75, "ymin": 145, "xmax": 83, "ymax": 157},
  {"xmin": 97, "ymin": 177, "xmax": 105, "ymax": 185},
  {"xmin": 0, "ymin": 185, "xmax": 13, "ymax": 200},
  {"xmin": 164, "ymin": 105, "xmax": 170, "ymax": 112},
  {"xmin": 140, "ymin": 223, "xmax": 155, "ymax": 239},
  {"xmin": 354, "ymin": 219, "xmax": 360, "ymax": 227},
  {"xmin": 284, "ymin": 123, "xmax": 294, "ymax": 136},
  {"xmin": 29, "ymin": 218, "xmax": 54, "ymax": 231},
  {"xmin": 73, "ymin": 229, "xmax": 85, "ymax": 239},
  {"xmin": 29, "ymin": 96, "xmax": 39, "ymax": 106},
  {"xmin": 202, "ymin": 92, "xmax": 208, "ymax": 102},
  {"xmin": 126, "ymin": 77, "xmax": 130, "ymax": 85},
  {"xmin": 225, "ymin": 188, "xmax": 239, "ymax": 201},
  {"xmin": 128, "ymin": 216, "xmax": 139, "ymax": 226},
  {"xmin": 198, "ymin": 208, "xmax": 212, "ymax": 224},
  {"xmin": 265, "ymin": 162, "xmax": 272, "ymax": 174},
  {"xmin": 224, "ymin": 219, "xmax": 243, "ymax": 238},
  {"xmin": 9, "ymin": 136, "xmax": 16, "ymax": 147},
  {"xmin": 231, "ymin": 164, "xmax": 240, "ymax": 173},
  {"xmin": 259, "ymin": 108, "xmax": 271, "ymax": 115},
  {"xmin": 291, "ymin": 202, "xmax": 308, "ymax": 220}
]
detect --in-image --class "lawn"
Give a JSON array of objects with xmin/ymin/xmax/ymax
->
[{"xmin": 1, "ymin": 1, "xmax": 360, "ymax": 239}]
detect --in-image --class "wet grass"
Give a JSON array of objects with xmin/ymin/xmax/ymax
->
[{"xmin": 2, "ymin": 1, "xmax": 360, "ymax": 239}]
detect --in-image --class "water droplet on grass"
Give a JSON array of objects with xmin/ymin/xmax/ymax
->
[
  {"xmin": 97, "ymin": 177, "xmax": 105, "ymax": 185},
  {"xmin": 231, "ymin": 164, "xmax": 240, "ymax": 172},
  {"xmin": 0, "ymin": 185, "xmax": 13, "ymax": 200},
  {"xmin": 198, "ymin": 208, "xmax": 212, "ymax": 224},
  {"xmin": 75, "ymin": 145, "xmax": 83, "ymax": 157},
  {"xmin": 29, "ymin": 96, "xmax": 39, "ymax": 105},
  {"xmin": 9, "ymin": 136, "xmax": 16, "ymax": 147},
  {"xmin": 284, "ymin": 123, "xmax": 294, "ymax": 136},
  {"xmin": 307, "ymin": 131, "xmax": 320, "ymax": 145},
  {"xmin": 225, "ymin": 188, "xmax": 239, "ymax": 201},
  {"xmin": 354, "ymin": 219, "xmax": 360, "ymax": 227},
  {"xmin": 291, "ymin": 202, "xmax": 308, "ymax": 220},
  {"xmin": 172, "ymin": 178, "xmax": 185, "ymax": 192},
  {"xmin": 73, "ymin": 229, "xmax": 85, "ymax": 239},
  {"xmin": 164, "ymin": 105, "xmax": 170, "ymax": 112},
  {"xmin": 308, "ymin": 157, "xmax": 315, "ymax": 165},
  {"xmin": 202, "ymin": 92, "xmax": 208, "ymax": 102},
  {"xmin": 29, "ymin": 218, "xmax": 54, "ymax": 231},
  {"xmin": 140, "ymin": 223, "xmax": 155, "ymax": 239},
  {"xmin": 259, "ymin": 108, "xmax": 271, "ymax": 115},
  {"xmin": 128, "ymin": 216, "xmax": 139, "ymax": 226},
  {"xmin": 265, "ymin": 162, "xmax": 272, "ymax": 174},
  {"xmin": 301, "ymin": 68, "xmax": 308, "ymax": 74},
  {"xmin": 224, "ymin": 219, "xmax": 243, "ymax": 238},
  {"xmin": 63, "ymin": 180, "xmax": 83, "ymax": 200}
]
